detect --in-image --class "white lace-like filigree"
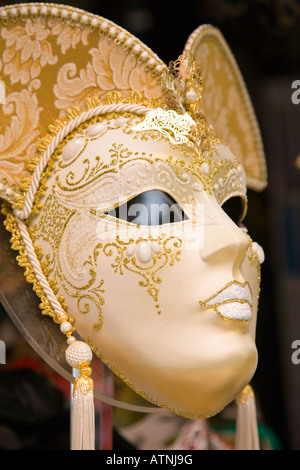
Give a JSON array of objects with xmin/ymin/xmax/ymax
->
[
  {"xmin": 131, "ymin": 108, "xmax": 196, "ymax": 145},
  {"xmin": 213, "ymin": 163, "xmax": 247, "ymax": 206}
]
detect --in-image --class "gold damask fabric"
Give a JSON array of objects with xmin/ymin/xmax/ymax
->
[
  {"xmin": 183, "ymin": 26, "xmax": 267, "ymax": 190},
  {"xmin": 0, "ymin": 4, "xmax": 166, "ymax": 202},
  {"xmin": 0, "ymin": 3, "xmax": 266, "ymax": 207}
]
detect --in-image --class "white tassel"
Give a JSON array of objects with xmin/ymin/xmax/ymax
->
[
  {"xmin": 71, "ymin": 366, "xmax": 95, "ymax": 450},
  {"xmin": 66, "ymin": 340, "xmax": 95, "ymax": 450},
  {"xmin": 235, "ymin": 385, "xmax": 260, "ymax": 450}
]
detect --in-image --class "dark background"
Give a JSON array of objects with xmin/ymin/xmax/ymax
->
[{"xmin": 0, "ymin": 0, "xmax": 300, "ymax": 450}]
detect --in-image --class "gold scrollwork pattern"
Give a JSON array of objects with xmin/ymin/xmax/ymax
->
[
  {"xmin": 101, "ymin": 234, "xmax": 182, "ymax": 314},
  {"xmin": 57, "ymin": 270, "xmax": 105, "ymax": 331},
  {"xmin": 33, "ymin": 190, "xmax": 106, "ymax": 331}
]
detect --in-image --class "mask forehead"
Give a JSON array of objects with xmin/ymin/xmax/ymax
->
[{"xmin": 43, "ymin": 108, "xmax": 247, "ymax": 219}]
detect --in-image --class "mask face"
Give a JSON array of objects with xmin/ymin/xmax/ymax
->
[{"xmin": 29, "ymin": 108, "xmax": 262, "ymax": 418}]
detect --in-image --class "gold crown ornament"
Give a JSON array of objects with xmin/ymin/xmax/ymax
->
[{"xmin": 0, "ymin": 3, "xmax": 267, "ymax": 450}]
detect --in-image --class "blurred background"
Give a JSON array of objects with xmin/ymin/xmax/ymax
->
[{"xmin": 0, "ymin": 0, "xmax": 299, "ymax": 450}]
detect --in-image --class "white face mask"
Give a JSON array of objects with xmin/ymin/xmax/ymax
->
[{"xmin": 27, "ymin": 107, "xmax": 263, "ymax": 418}]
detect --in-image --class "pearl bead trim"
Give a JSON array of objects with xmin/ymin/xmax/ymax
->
[{"xmin": 0, "ymin": 3, "xmax": 165, "ymax": 74}]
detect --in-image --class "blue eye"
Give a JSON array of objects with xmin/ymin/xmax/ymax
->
[{"xmin": 107, "ymin": 190, "xmax": 189, "ymax": 226}]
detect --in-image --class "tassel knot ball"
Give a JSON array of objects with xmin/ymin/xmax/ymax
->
[{"xmin": 65, "ymin": 340, "xmax": 93, "ymax": 369}]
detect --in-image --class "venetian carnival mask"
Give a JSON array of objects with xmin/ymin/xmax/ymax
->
[{"xmin": 0, "ymin": 3, "xmax": 267, "ymax": 450}]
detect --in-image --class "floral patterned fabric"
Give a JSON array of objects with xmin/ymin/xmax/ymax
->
[{"xmin": 0, "ymin": 4, "xmax": 266, "ymax": 202}]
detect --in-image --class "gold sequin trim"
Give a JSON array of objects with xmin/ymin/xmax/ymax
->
[
  {"xmin": 1, "ymin": 202, "xmax": 68, "ymax": 324},
  {"xmin": 84, "ymin": 336, "xmax": 219, "ymax": 421}
]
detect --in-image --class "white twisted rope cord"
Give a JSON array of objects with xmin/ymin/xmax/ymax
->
[
  {"xmin": 16, "ymin": 216, "xmax": 67, "ymax": 322},
  {"xmin": 14, "ymin": 216, "xmax": 167, "ymax": 414},
  {"xmin": 14, "ymin": 103, "xmax": 153, "ymax": 220}
]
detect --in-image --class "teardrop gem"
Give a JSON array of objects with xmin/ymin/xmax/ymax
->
[
  {"xmin": 126, "ymin": 244, "xmax": 135, "ymax": 257},
  {"xmin": 87, "ymin": 122, "xmax": 107, "ymax": 137},
  {"xmin": 62, "ymin": 137, "xmax": 85, "ymax": 161},
  {"xmin": 151, "ymin": 242, "xmax": 161, "ymax": 254},
  {"xmin": 136, "ymin": 241, "xmax": 152, "ymax": 263}
]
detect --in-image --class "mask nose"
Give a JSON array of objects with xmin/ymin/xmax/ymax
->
[{"xmin": 200, "ymin": 223, "xmax": 250, "ymax": 279}]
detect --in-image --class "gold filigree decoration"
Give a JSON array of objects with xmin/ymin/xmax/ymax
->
[
  {"xmin": 55, "ymin": 137, "xmax": 155, "ymax": 193},
  {"xmin": 188, "ymin": 112, "xmax": 218, "ymax": 154},
  {"xmin": 28, "ymin": 95, "xmax": 241, "ymax": 206},
  {"xmin": 101, "ymin": 235, "xmax": 182, "ymax": 315},
  {"xmin": 32, "ymin": 190, "xmax": 105, "ymax": 331},
  {"xmin": 57, "ymin": 269, "xmax": 105, "ymax": 331},
  {"xmin": 109, "ymin": 143, "xmax": 133, "ymax": 167},
  {"xmin": 131, "ymin": 108, "xmax": 196, "ymax": 145},
  {"xmin": 129, "ymin": 107, "xmax": 242, "ymax": 197},
  {"xmin": 1, "ymin": 202, "xmax": 69, "ymax": 323},
  {"xmin": 12, "ymin": 93, "xmax": 161, "ymax": 216},
  {"xmin": 160, "ymin": 53, "xmax": 203, "ymax": 117},
  {"xmin": 248, "ymin": 239, "xmax": 261, "ymax": 300},
  {"xmin": 57, "ymin": 154, "xmax": 116, "ymax": 192},
  {"xmin": 33, "ymin": 192, "xmax": 76, "ymax": 252}
]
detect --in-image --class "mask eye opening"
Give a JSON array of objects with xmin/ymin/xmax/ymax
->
[
  {"xmin": 221, "ymin": 196, "xmax": 247, "ymax": 227},
  {"xmin": 107, "ymin": 190, "xmax": 189, "ymax": 226}
]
